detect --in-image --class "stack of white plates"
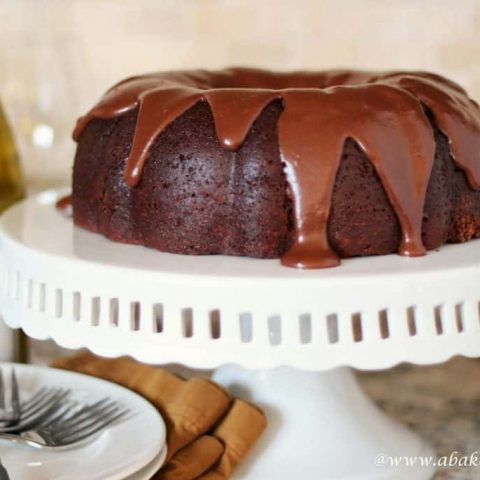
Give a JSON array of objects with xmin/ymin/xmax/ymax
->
[{"xmin": 0, "ymin": 363, "xmax": 167, "ymax": 480}]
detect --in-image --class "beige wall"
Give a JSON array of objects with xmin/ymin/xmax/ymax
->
[{"xmin": 1, "ymin": 0, "xmax": 480, "ymax": 187}]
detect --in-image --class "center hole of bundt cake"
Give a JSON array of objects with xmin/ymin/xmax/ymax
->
[{"xmin": 210, "ymin": 70, "xmax": 360, "ymax": 90}]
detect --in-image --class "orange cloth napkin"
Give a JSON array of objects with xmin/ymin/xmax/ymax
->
[{"xmin": 52, "ymin": 353, "xmax": 267, "ymax": 479}]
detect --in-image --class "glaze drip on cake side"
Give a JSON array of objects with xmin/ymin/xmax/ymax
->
[{"xmin": 72, "ymin": 68, "xmax": 480, "ymax": 268}]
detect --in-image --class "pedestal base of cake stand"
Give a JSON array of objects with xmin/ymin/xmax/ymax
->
[{"xmin": 213, "ymin": 365, "xmax": 435, "ymax": 480}]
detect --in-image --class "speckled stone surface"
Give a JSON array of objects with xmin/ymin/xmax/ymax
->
[{"xmin": 359, "ymin": 357, "xmax": 480, "ymax": 480}]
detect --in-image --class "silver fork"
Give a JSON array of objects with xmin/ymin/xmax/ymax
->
[
  {"xmin": 0, "ymin": 366, "xmax": 73, "ymax": 432},
  {"xmin": 0, "ymin": 369, "xmax": 20, "ymax": 425},
  {"xmin": 0, "ymin": 398, "xmax": 129, "ymax": 449},
  {"xmin": 0, "ymin": 388, "xmax": 71, "ymax": 433}
]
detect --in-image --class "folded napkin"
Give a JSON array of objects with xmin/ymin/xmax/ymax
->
[{"xmin": 53, "ymin": 353, "xmax": 267, "ymax": 479}]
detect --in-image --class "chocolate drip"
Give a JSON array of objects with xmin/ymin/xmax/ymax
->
[
  {"xmin": 206, "ymin": 90, "xmax": 280, "ymax": 149},
  {"xmin": 125, "ymin": 88, "xmax": 202, "ymax": 185},
  {"xmin": 279, "ymin": 86, "xmax": 434, "ymax": 268},
  {"xmin": 386, "ymin": 74, "xmax": 480, "ymax": 188},
  {"xmin": 73, "ymin": 68, "xmax": 480, "ymax": 268},
  {"xmin": 56, "ymin": 194, "xmax": 73, "ymax": 215}
]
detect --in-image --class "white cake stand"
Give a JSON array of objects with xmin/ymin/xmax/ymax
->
[{"xmin": 2, "ymin": 189, "xmax": 480, "ymax": 479}]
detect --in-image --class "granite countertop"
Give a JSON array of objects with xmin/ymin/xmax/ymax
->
[{"xmin": 359, "ymin": 357, "xmax": 480, "ymax": 480}]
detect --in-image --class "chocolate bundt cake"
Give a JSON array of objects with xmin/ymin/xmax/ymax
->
[{"xmin": 71, "ymin": 68, "xmax": 480, "ymax": 268}]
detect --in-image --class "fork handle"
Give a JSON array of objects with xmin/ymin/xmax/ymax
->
[{"xmin": 0, "ymin": 432, "xmax": 43, "ymax": 449}]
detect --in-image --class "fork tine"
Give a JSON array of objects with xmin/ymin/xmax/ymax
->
[
  {"xmin": 0, "ymin": 387, "xmax": 53, "ymax": 427},
  {"xmin": 23, "ymin": 390, "xmax": 70, "ymax": 420},
  {"xmin": 10, "ymin": 369, "xmax": 20, "ymax": 420},
  {"xmin": 52, "ymin": 405, "xmax": 121, "ymax": 441},
  {"xmin": 16, "ymin": 391, "xmax": 63, "ymax": 421},
  {"xmin": 20, "ymin": 388, "xmax": 51, "ymax": 413},
  {"xmin": 21, "ymin": 387, "xmax": 46, "ymax": 406},
  {"xmin": 49, "ymin": 401, "xmax": 120, "ymax": 436},
  {"xmin": 0, "ymin": 389, "xmax": 71, "ymax": 433},
  {"xmin": 64, "ymin": 409, "xmax": 128, "ymax": 443},
  {"xmin": 21, "ymin": 391, "xmax": 72, "ymax": 428},
  {"xmin": 45, "ymin": 398, "xmax": 114, "ymax": 432},
  {"xmin": 0, "ymin": 368, "xmax": 5, "ymax": 411},
  {"xmin": 18, "ymin": 390, "xmax": 65, "ymax": 422},
  {"xmin": 56, "ymin": 408, "xmax": 130, "ymax": 445},
  {"xmin": 9, "ymin": 389, "xmax": 56, "ymax": 424},
  {"xmin": 50, "ymin": 398, "xmax": 111, "ymax": 424},
  {"xmin": 36, "ymin": 402, "xmax": 74, "ymax": 428}
]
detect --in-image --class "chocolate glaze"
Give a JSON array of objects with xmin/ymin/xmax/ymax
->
[
  {"xmin": 56, "ymin": 194, "xmax": 72, "ymax": 213},
  {"xmin": 73, "ymin": 68, "xmax": 480, "ymax": 268}
]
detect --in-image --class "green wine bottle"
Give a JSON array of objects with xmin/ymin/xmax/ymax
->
[
  {"xmin": 0, "ymin": 102, "xmax": 26, "ymax": 362},
  {"xmin": 0, "ymin": 103, "xmax": 24, "ymax": 212}
]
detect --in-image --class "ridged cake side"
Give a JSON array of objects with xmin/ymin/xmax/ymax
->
[{"xmin": 73, "ymin": 100, "xmax": 480, "ymax": 261}]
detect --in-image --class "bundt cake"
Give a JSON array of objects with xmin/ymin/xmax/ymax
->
[{"xmin": 71, "ymin": 68, "xmax": 480, "ymax": 268}]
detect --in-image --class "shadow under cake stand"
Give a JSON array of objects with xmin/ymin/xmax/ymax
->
[{"xmin": 2, "ymin": 189, "xmax": 480, "ymax": 479}]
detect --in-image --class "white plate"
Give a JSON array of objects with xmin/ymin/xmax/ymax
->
[
  {"xmin": 0, "ymin": 363, "xmax": 167, "ymax": 480},
  {"xmin": 125, "ymin": 445, "xmax": 167, "ymax": 480}
]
